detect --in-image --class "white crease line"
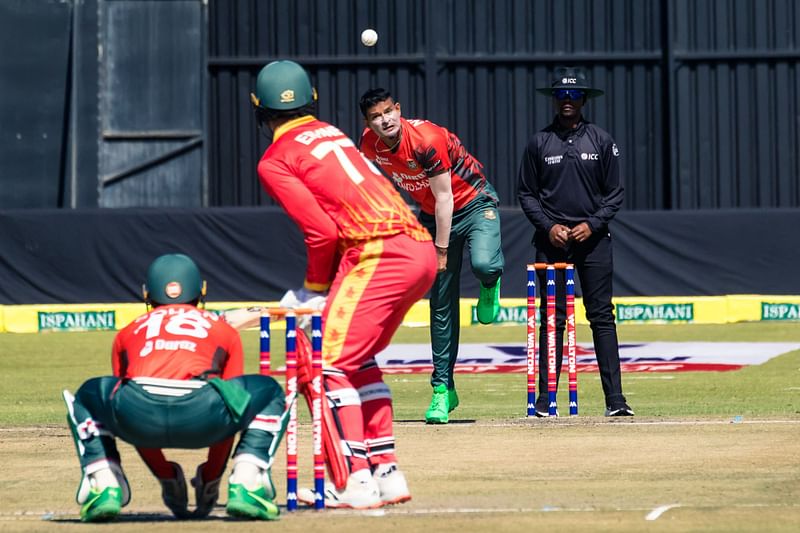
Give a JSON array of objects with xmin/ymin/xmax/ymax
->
[
  {"xmin": 398, "ymin": 419, "xmax": 800, "ymax": 428},
  {"xmin": 3, "ymin": 419, "xmax": 800, "ymax": 435},
  {"xmin": 5, "ymin": 502, "xmax": 800, "ymax": 521},
  {"xmin": 645, "ymin": 504, "xmax": 680, "ymax": 521}
]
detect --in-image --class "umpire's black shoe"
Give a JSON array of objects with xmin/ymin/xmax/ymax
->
[
  {"xmin": 533, "ymin": 400, "xmax": 557, "ymax": 418},
  {"xmin": 605, "ymin": 402, "xmax": 635, "ymax": 417}
]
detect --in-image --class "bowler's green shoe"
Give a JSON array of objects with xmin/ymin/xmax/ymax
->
[
  {"xmin": 448, "ymin": 388, "xmax": 459, "ymax": 413},
  {"xmin": 425, "ymin": 384, "xmax": 449, "ymax": 424},
  {"xmin": 80, "ymin": 486, "xmax": 121, "ymax": 523},
  {"xmin": 476, "ymin": 279, "xmax": 501, "ymax": 324}
]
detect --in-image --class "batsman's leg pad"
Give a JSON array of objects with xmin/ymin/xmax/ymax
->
[
  {"xmin": 295, "ymin": 329, "xmax": 352, "ymax": 490},
  {"xmin": 294, "ymin": 327, "xmax": 314, "ymax": 392},
  {"xmin": 300, "ymin": 382, "xmax": 356, "ymax": 491},
  {"xmin": 352, "ymin": 368, "xmax": 398, "ymax": 462}
]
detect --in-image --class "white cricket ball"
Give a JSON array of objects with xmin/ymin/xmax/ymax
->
[{"xmin": 361, "ymin": 28, "xmax": 378, "ymax": 47}]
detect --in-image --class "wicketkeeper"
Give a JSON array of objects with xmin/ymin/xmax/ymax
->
[{"xmin": 63, "ymin": 253, "xmax": 287, "ymax": 522}]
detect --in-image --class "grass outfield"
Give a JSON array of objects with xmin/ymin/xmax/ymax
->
[
  {"xmin": 2, "ymin": 322, "xmax": 798, "ymax": 424},
  {"xmin": 0, "ymin": 322, "xmax": 799, "ymax": 531}
]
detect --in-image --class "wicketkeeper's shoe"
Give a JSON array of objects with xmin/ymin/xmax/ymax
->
[
  {"xmin": 447, "ymin": 388, "xmax": 459, "ymax": 413},
  {"xmin": 191, "ymin": 462, "xmax": 222, "ymax": 518},
  {"xmin": 158, "ymin": 462, "xmax": 191, "ymax": 519},
  {"xmin": 226, "ymin": 483, "xmax": 280, "ymax": 520},
  {"xmin": 226, "ymin": 460, "xmax": 280, "ymax": 520},
  {"xmin": 297, "ymin": 469, "xmax": 382, "ymax": 509},
  {"xmin": 605, "ymin": 402, "xmax": 635, "ymax": 417},
  {"xmin": 75, "ymin": 462, "xmax": 129, "ymax": 522},
  {"xmin": 425, "ymin": 384, "xmax": 449, "ymax": 424},
  {"xmin": 476, "ymin": 278, "xmax": 501, "ymax": 324},
  {"xmin": 373, "ymin": 463, "xmax": 411, "ymax": 505},
  {"xmin": 80, "ymin": 486, "xmax": 121, "ymax": 523}
]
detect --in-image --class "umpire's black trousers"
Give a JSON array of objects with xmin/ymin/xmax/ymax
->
[{"xmin": 532, "ymin": 228, "xmax": 627, "ymax": 409}]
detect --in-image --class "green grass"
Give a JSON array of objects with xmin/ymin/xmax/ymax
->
[{"xmin": 1, "ymin": 323, "xmax": 799, "ymax": 425}]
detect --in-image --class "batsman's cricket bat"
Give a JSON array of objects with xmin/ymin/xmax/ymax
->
[{"xmin": 222, "ymin": 307, "xmax": 320, "ymax": 330}]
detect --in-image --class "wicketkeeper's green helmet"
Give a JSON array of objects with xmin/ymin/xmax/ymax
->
[
  {"xmin": 250, "ymin": 60, "xmax": 318, "ymax": 111},
  {"xmin": 143, "ymin": 253, "xmax": 206, "ymax": 306}
]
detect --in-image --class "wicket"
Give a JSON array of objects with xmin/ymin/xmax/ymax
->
[
  {"xmin": 526, "ymin": 263, "xmax": 578, "ymax": 417},
  {"xmin": 259, "ymin": 308, "xmax": 325, "ymax": 511}
]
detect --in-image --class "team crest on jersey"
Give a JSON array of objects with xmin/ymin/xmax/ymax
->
[
  {"xmin": 483, "ymin": 209, "xmax": 497, "ymax": 221},
  {"xmin": 165, "ymin": 281, "xmax": 182, "ymax": 299},
  {"xmin": 406, "ymin": 160, "xmax": 418, "ymax": 170}
]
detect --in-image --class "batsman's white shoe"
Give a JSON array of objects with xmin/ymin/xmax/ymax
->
[
  {"xmin": 373, "ymin": 463, "xmax": 411, "ymax": 505},
  {"xmin": 297, "ymin": 469, "xmax": 382, "ymax": 509}
]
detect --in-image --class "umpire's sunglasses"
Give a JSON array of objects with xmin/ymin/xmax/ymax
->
[{"xmin": 553, "ymin": 89, "xmax": 585, "ymax": 101}]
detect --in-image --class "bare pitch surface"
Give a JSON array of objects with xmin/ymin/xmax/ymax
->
[{"xmin": 1, "ymin": 418, "xmax": 799, "ymax": 532}]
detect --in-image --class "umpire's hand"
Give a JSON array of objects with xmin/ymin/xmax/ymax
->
[
  {"xmin": 549, "ymin": 224, "xmax": 572, "ymax": 248},
  {"xmin": 568, "ymin": 222, "xmax": 593, "ymax": 243}
]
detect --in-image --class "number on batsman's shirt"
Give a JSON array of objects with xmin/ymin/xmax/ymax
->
[{"xmin": 256, "ymin": 116, "xmax": 431, "ymax": 290}]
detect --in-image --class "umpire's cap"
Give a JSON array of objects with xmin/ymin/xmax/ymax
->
[
  {"xmin": 536, "ymin": 66, "xmax": 605, "ymax": 98},
  {"xmin": 250, "ymin": 60, "xmax": 318, "ymax": 111},
  {"xmin": 144, "ymin": 254, "xmax": 206, "ymax": 305}
]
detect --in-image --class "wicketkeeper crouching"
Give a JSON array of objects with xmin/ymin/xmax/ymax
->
[{"xmin": 63, "ymin": 254, "xmax": 287, "ymax": 522}]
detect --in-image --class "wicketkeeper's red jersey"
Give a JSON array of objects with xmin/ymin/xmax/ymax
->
[
  {"xmin": 257, "ymin": 115, "xmax": 431, "ymax": 292},
  {"xmin": 360, "ymin": 117, "xmax": 497, "ymax": 215},
  {"xmin": 111, "ymin": 304, "xmax": 243, "ymax": 380}
]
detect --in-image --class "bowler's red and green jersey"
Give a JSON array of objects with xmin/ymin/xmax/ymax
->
[
  {"xmin": 360, "ymin": 117, "xmax": 498, "ymax": 215},
  {"xmin": 257, "ymin": 115, "xmax": 431, "ymax": 291},
  {"xmin": 112, "ymin": 304, "xmax": 243, "ymax": 380}
]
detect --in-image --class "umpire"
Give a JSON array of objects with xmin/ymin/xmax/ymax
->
[{"xmin": 517, "ymin": 66, "xmax": 634, "ymax": 417}]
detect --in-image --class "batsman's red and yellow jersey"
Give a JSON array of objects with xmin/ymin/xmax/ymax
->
[
  {"xmin": 112, "ymin": 304, "xmax": 243, "ymax": 380},
  {"xmin": 360, "ymin": 117, "xmax": 497, "ymax": 215},
  {"xmin": 257, "ymin": 116, "xmax": 431, "ymax": 291}
]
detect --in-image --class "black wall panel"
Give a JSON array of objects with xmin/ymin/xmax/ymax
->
[
  {"xmin": 98, "ymin": 0, "xmax": 205, "ymax": 207},
  {"xmin": 0, "ymin": 0, "xmax": 72, "ymax": 208},
  {"xmin": 1, "ymin": 0, "xmax": 799, "ymax": 210}
]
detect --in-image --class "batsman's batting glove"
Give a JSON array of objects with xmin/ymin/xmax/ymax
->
[
  {"xmin": 279, "ymin": 287, "xmax": 327, "ymax": 309},
  {"xmin": 279, "ymin": 287, "xmax": 327, "ymax": 329}
]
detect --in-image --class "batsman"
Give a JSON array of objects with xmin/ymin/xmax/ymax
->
[
  {"xmin": 63, "ymin": 254, "xmax": 287, "ymax": 522},
  {"xmin": 249, "ymin": 60, "xmax": 437, "ymax": 508}
]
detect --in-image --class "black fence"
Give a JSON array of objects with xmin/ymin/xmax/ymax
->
[
  {"xmin": 1, "ymin": 0, "xmax": 798, "ymax": 210},
  {"xmin": 2, "ymin": 207, "xmax": 799, "ymax": 304}
]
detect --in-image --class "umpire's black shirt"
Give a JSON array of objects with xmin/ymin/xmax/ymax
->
[{"xmin": 517, "ymin": 117, "xmax": 624, "ymax": 234}]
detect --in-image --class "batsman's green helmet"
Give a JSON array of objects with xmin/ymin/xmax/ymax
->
[
  {"xmin": 144, "ymin": 254, "xmax": 206, "ymax": 305},
  {"xmin": 250, "ymin": 60, "xmax": 318, "ymax": 111}
]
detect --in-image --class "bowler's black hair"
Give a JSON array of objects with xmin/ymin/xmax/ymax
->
[{"xmin": 359, "ymin": 88, "xmax": 395, "ymax": 118}]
